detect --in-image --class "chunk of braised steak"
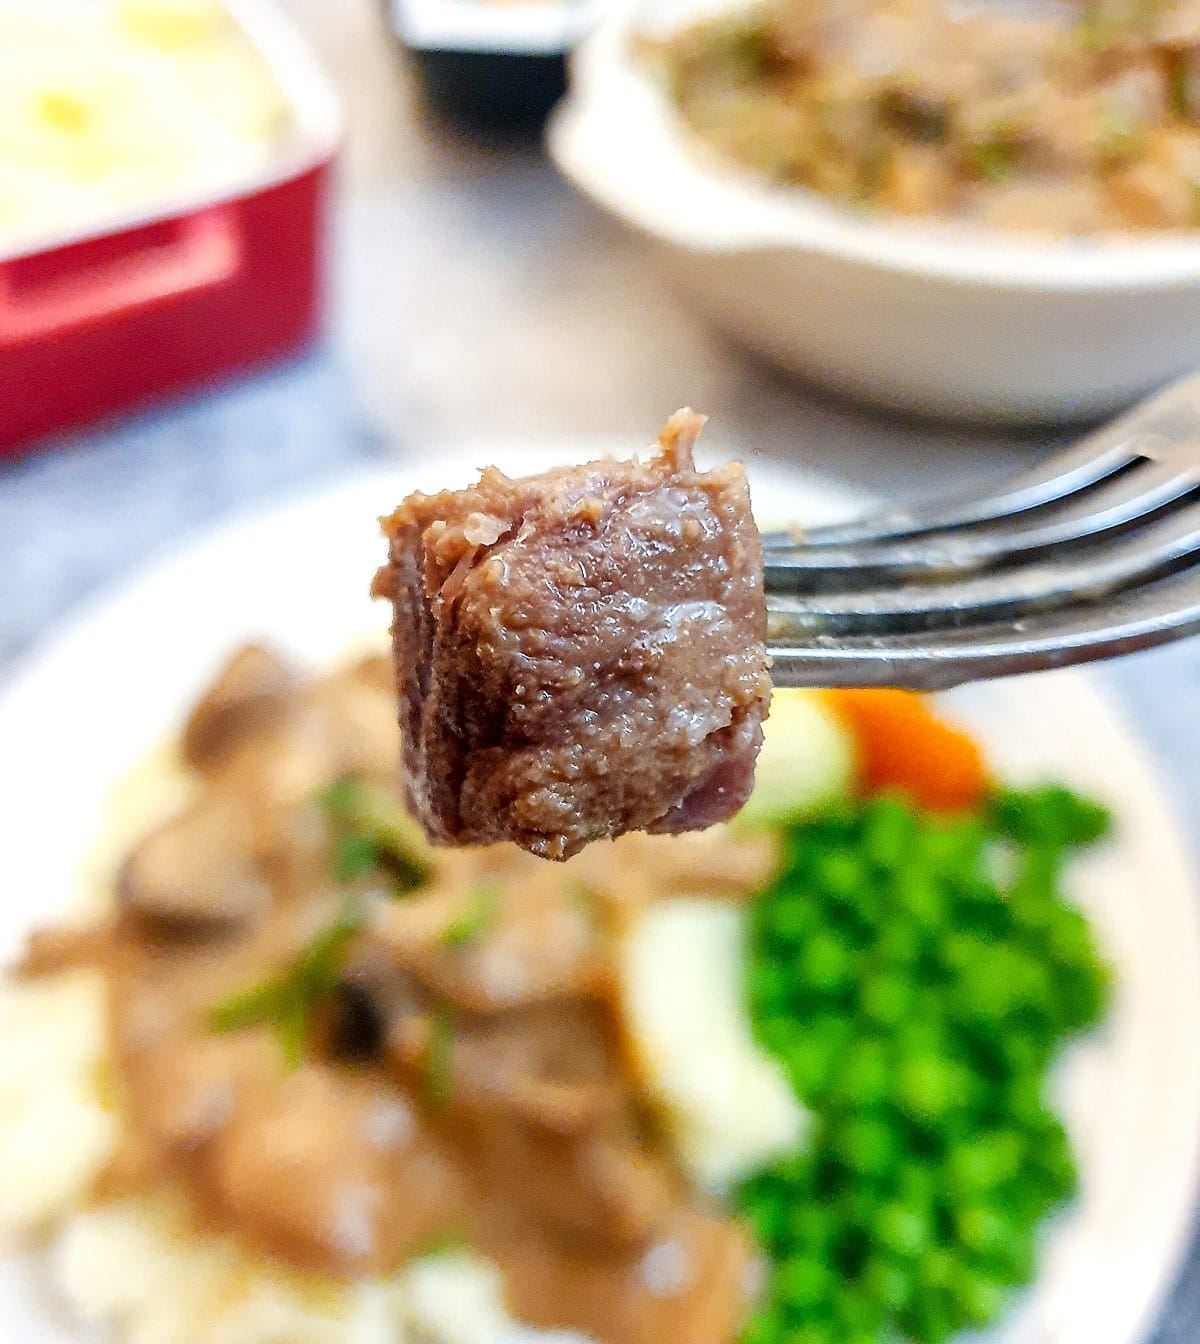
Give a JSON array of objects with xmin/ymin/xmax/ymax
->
[{"xmin": 374, "ymin": 410, "xmax": 770, "ymax": 860}]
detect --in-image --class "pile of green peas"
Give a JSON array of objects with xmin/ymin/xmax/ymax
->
[{"xmin": 737, "ymin": 787, "xmax": 1113, "ymax": 1344}]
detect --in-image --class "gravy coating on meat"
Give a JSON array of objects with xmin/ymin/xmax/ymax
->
[
  {"xmin": 17, "ymin": 645, "xmax": 778, "ymax": 1344},
  {"xmin": 374, "ymin": 410, "xmax": 771, "ymax": 861}
]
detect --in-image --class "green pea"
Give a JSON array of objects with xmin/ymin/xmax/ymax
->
[
  {"xmin": 949, "ymin": 1264, "xmax": 1007, "ymax": 1325},
  {"xmin": 874, "ymin": 920, "xmax": 924, "ymax": 971},
  {"xmin": 828, "ymin": 1037, "xmax": 891, "ymax": 1109},
  {"xmin": 737, "ymin": 1309, "xmax": 778, "ymax": 1344},
  {"xmin": 946, "ymin": 1130, "xmax": 1023, "ymax": 1196},
  {"xmin": 828, "ymin": 1281, "xmax": 887, "ymax": 1335},
  {"xmin": 798, "ymin": 931, "xmax": 855, "ymax": 997},
  {"xmin": 749, "ymin": 960, "xmax": 792, "ymax": 1016},
  {"xmin": 915, "ymin": 1246, "xmax": 956, "ymax": 1294},
  {"xmin": 763, "ymin": 893, "xmax": 817, "ymax": 948},
  {"xmin": 813, "ymin": 848, "xmax": 866, "ymax": 900},
  {"xmin": 784, "ymin": 1032, "xmax": 842, "ymax": 1103},
  {"xmin": 743, "ymin": 1196, "xmax": 789, "ymax": 1254},
  {"xmin": 739, "ymin": 787, "xmax": 1109, "ymax": 1344},
  {"xmin": 863, "ymin": 797, "xmax": 919, "ymax": 870},
  {"xmin": 834, "ymin": 1114, "xmax": 901, "ymax": 1181},
  {"xmin": 787, "ymin": 1203, "xmax": 838, "ymax": 1253},
  {"xmin": 860, "ymin": 971, "xmax": 915, "ymax": 1026},
  {"xmin": 897, "ymin": 1053, "xmax": 970, "ymax": 1126},
  {"xmin": 861, "ymin": 1255, "xmax": 911, "ymax": 1313},
  {"xmin": 875, "ymin": 1201, "xmax": 933, "ymax": 1259},
  {"xmin": 895, "ymin": 867, "xmax": 951, "ymax": 929},
  {"xmin": 954, "ymin": 1205, "xmax": 1033, "ymax": 1275},
  {"xmin": 774, "ymin": 1255, "xmax": 831, "ymax": 1311},
  {"xmin": 899, "ymin": 1290, "xmax": 956, "ymax": 1344},
  {"xmin": 784, "ymin": 1324, "xmax": 835, "ymax": 1344}
]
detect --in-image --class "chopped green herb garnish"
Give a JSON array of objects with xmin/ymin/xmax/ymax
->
[
  {"xmin": 969, "ymin": 139, "xmax": 1014, "ymax": 182},
  {"xmin": 1074, "ymin": 8, "xmax": 1111, "ymax": 49},
  {"xmin": 1170, "ymin": 60, "xmax": 1197, "ymax": 118},
  {"xmin": 319, "ymin": 775, "xmax": 362, "ymax": 824},
  {"xmin": 440, "ymin": 884, "xmax": 500, "ymax": 948},
  {"xmin": 1095, "ymin": 104, "xmax": 1142, "ymax": 163},
  {"xmin": 319, "ymin": 775, "xmax": 432, "ymax": 894},
  {"xmin": 569, "ymin": 882, "xmax": 605, "ymax": 931},
  {"xmin": 209, "ymin": 896, "xmax": 368, "ymax": 1067},
  {"xmin": 293, "ymin": 898, "xmax": 368, "ymax": 992},
  {"xmin": 275, "ymin": 993, "xmax": 309, "ymax": 1073},
  {"xmin": 425, "ymin": 1012, "xmax": 455, "ymax": 1107},
  {"xmin": 704, "ymin": 16, "xmax": 773, "ymax": 82},
  {"xmin": 208, "ymin": 976, "xmax": 294, "ymax": 1036},
  {"xmin": 413, "ymin": 1225, "xmax": 471, "ymax": 1260},
  {"xmin": 333, "ymin": 832, "xmax": 381, "ymax": 883}
]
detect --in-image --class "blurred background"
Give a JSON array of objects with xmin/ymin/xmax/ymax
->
[{"xmin": 0, "ymin": 0, "xmax": 1198, "ymax": 1336}]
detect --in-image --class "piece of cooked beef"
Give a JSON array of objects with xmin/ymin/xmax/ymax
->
[{"xmin": 372, "ymin": 410, "xmax": 771, "ymax": 860}]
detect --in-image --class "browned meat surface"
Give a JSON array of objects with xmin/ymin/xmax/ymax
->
[
  {"xmin": 18, "ymin": 646, "xmax": 773, "ymax": 1344},
  {"xmin": 374, "ymin": 410, "xmax": 771, "ymax": 860}
]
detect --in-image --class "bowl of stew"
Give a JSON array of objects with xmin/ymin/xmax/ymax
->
[{"xmin": 547, "ymin": 0, "xmax": 1200, "ymax": 421}]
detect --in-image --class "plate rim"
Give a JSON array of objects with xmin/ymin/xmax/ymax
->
[{"xmin": 1, "ymin": 457, "xmax": 1198, "ymax": 1344}]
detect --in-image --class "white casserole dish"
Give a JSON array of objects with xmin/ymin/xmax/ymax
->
[{"xmin": 547, "ymin": 0, "xmax": 1200, "ymax": 423}]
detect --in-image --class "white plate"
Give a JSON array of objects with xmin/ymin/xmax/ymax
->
[{"xmin": 1, "ymin": 447, "xmax": 1198, "ymax": 1344}]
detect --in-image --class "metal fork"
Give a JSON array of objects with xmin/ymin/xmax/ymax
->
[{"xmin": 764, "ymin": 372, "xmax": 1200, "ymax": 690}]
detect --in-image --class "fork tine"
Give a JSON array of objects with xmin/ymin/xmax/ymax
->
[
  {"xmin": 764, "ymin": 369, "xmax": 1200, "ymax": 552},
  {"xmin": 763, "ymin": 459, "xmax": 1200, "ymax": 589},
  {"xmin": 767, "ymin": 564, "xmax": 1200, "ymax": 691},
  {"xmin": 766, "ymin": 501, "xmax": 1200, "ymax": 636},
  {"xmin": 761, "ymin": 437, "xmax": 1143, "ymax": 550}
]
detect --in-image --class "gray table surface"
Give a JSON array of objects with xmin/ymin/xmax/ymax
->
[{"xmin": 1, "ymin": 0, "xmax": 1199, "ymax": 1337}]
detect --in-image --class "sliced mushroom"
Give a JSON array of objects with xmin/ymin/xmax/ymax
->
[
  {"xmin": 119, "ymin": 798, "xmax": 269, "ymax": 931},
  {"xmin": 182, "ymin": 644, "xmax": 296, "ymax": 772}
]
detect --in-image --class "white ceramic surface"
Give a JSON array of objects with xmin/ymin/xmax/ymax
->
[
  {"xmin": 547, "ymin": 1, "xmax": 1200, "ymax": 422},
  {"xmin": 0, "ymin": 452, "xmax": 1198, "ymax": 1344},
  {"xmin": 389, "ymin": 0, "xmax": 606, "ymax": 56}
]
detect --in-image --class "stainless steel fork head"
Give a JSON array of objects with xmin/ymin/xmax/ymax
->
[{"xmin": 764, "ymin": 372, "xmax": 1200, "ymax": 690}]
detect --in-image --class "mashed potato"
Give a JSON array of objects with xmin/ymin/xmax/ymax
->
[
  {"xmin": 0, "ymin": 972, "xmax": 117, "ymax": 1231},
  {"xmin": 0, "ymin": 0, "xmax": 287, "ymax": 248},
  {"xmin": 55, "ymin": 1193, "xmax": 575, "ymax": 1344},
  {"xmin": 620, "ymin": 899, "xmax": 808, "ymax": 1192}
]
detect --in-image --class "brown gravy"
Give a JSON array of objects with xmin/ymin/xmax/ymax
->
[{"xmin": 18, "ymin": 647, "xmax": 777, "ymax": 1344}]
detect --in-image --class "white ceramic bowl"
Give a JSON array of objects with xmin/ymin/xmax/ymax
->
[{"xmin": 546, "ymin": 0, "xmax": 1200, "ymax": 422}]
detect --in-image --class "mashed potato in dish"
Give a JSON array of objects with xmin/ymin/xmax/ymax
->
[
  {"xmin": 0, "ymin": 646, "xmax": 844, "ymax": 1344},
  {"xmin": 0, "ymin": 0, "xmax": 288, "ymax": 249}
]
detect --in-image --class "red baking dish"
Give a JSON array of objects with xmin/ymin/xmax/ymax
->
[{"xmin": 0, "ymin": 0, "xmax": 342, "ymax": 458}]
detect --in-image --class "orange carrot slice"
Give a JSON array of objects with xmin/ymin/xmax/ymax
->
[{"xmin": 821, "ymin": 689, "xmax": 990, "ymax": 812}]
